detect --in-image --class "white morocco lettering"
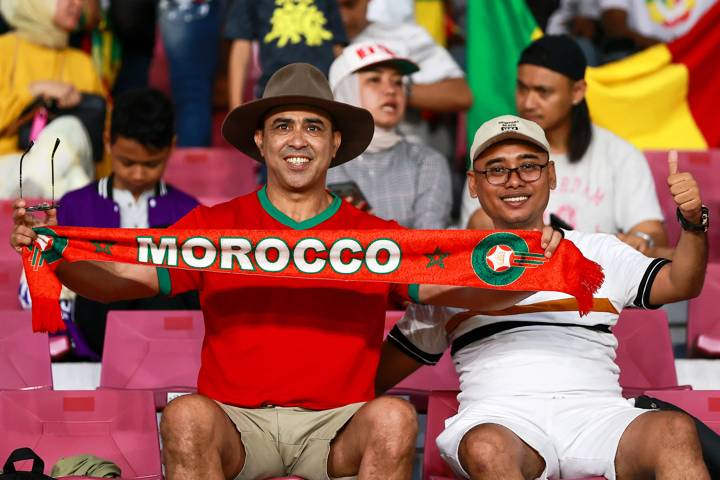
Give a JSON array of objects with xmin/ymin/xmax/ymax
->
[{"xmin": 136, "ymin": 236, "xmax": 401, "ymax": 274}]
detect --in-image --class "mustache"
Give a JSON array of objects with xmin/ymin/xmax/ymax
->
[{"xmin": 280, "ymin": 147, "xmax": 314, "ymax": 158}]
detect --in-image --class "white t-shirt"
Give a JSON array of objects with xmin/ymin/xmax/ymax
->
[
  {"xmin": 547, "ymin": 0, "xmax": 601, "ymax": 34},
  {"xmin": 353, "ymin": 21, "xmax": 465, "ymax": 84},
  {"xmin": 599, "ymin": 0, "xmax": 715, "ymax": 42},
  {"xmin": 389, "ymin": 230, "xmax": 669, "ymax": 407},
  {"xmin": 366, "ymin": 0, "xmax": 414, "ymax": 24},
  {"xmin": 459, "ymin": 125, "xmax": 664, "ymax": 232}
]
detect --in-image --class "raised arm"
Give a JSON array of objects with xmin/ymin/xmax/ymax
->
[
  {"xmin": 648, "ymin": 155, "xmax": 708, "ymax": 305},
  {"xmin": 10, "ymin": 199, "xmax": 159, "ymax": 303}
]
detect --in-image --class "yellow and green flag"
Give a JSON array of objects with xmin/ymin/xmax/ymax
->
[
  {"xmin": 586, "ymin": 1, "xmax": 720, "ymax": 150},
  {"xmin": 466, "ymin": 0, "xmax": 541, "ymax": 154}
]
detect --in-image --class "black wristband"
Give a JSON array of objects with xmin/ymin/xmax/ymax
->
[{"xmin": 676, "ymin": 206, "xmax": 709, "ymax": 232}]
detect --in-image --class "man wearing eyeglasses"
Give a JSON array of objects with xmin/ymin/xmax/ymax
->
[{"xmin": 376, "ymin": 114, "xmax": 710, "ymax": 479}]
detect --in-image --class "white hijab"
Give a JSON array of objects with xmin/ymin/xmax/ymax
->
[
  {"xmin": 0, "ymin": 0, "xmax": 69, "ymax": 49},
  {"xmin": 333, "ymin": 73, "xmax": 403, "ymax": 154}
]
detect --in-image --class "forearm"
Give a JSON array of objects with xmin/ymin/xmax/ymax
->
[
  {"xmin": 228, "ymin": 39, "xmax": 252, "ymax": 109},
  {"xmin": 56, "ymin": 260, "xmax": 159, "ymax": 303},
  {"xmin": 628, "ymin": 220, "xmax": 668, "ymax": 247},
  {"xmin": 667, "ymin": 230, "xmax": 707, "ymax": 297},
  {"xmin": 601, "ymin": 9, "xmax": 661, "ymax": 47},
  {"xmin": 408, "ymin": 78, "xmax": 473, "ymax": 112},
  {"xmin": 419, "ymin": 284, "xmax": 530, "ymax": 310}
]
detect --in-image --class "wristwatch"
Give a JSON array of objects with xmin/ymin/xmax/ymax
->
[
  {"xmin": 632, "ymin": 231, "xmax": 654, "ymax": 248},
  {"xmin": 677, "ymin": 206, "xmax": 710, "ymax": 233}
]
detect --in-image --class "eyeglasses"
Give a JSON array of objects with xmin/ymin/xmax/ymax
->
[
  {"xmin": 473, "ymin": 162, "xmax": 549, "ymax": 186},
  {"xmin": 19, "ymin": 138, "xmax": 61, "ymax": 212}
]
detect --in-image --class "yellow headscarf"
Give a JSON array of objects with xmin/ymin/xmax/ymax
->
[{"xmin": 0, "ymin": 0, "xmax": 68, "ymax": 49}]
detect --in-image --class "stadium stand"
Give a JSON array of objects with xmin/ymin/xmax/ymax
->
[
  {"xmin": 0, "ymin": 310, "xmax": 51, "ymax": 390},
  {"xmin": 0, "ymin": 389, "xmax": 161, "ymax": 479},
  {"xmin": 687, "ymin": 262, "xmax": 720, "ymax": 357},
  {"xmin": 162, "ymin": 147, "xmax": 259, "ymax": 200},
  {"xmin": 99, "ymin": 310, "xmax": 204, "ymax": 410}
]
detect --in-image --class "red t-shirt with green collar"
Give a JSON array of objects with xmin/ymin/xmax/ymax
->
[{"xmin": 158, "ymin": 186, "xmax": 419, "ymax": 410}]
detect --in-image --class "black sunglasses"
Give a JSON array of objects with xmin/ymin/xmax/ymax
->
[{"xmin": 19, "ymin": 138, "xmax": 61, "ymax": 212}]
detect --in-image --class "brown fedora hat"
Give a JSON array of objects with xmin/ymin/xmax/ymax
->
[{"xmin": 221, "ymin": 63, "xmax": 375, "ymax": 168}]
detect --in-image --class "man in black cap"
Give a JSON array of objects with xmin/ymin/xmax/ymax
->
[
  {"xmin": 461, "ymin": 35, "xmax": 667, "ymax": 256},
  {"xmin": 10, "ymin": 63, "xmax": 562, "ymax": 479}
]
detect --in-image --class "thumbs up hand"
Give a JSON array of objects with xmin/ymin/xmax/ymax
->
[{"xmin": 667, "ymin": 151, "xmax": 703, "ymax": 224}]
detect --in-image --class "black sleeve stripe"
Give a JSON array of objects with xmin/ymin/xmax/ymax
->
[
  {"xmin": 387, "ymin": 325, "xmax": 442, "ymax": 366},
  {"xmin": 633, "ymin": 258, "xmax": 671, "ymax": 309}
]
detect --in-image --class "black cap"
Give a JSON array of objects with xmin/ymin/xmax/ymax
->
[{"xmin": 518, "ymin": 35, "xmax": 587, "ymax": 81}]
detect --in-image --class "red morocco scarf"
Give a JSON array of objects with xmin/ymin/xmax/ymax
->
[{"xmin": 22, "ymin": 226, "xmax": 604, "ymax": 332}]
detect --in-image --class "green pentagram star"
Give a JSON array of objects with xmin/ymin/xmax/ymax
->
[
  {"xmin": 425, "ymin": 247, "xmax": 449, "ymax": 269},
  {"xmin": 92, "ymin": 240, "xmax": 115, "ymax": 255}
]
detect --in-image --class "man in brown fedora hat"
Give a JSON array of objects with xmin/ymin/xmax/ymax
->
[{"xmin": 10, "ymin": 63, "xmax": 562, "ymax": 479}]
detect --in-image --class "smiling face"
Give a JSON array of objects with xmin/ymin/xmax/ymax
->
[
  {"xmin": 358, "ymin": 65, "xmax": 406, "ymax": 129},
  {"xmin": 254, "ymin": 108, "xmax": 341, "ymax": 195},
  {"xmin": 53, "ymin": 0, "xmax": 83, "ymax": 32},
  {"xmin": 515, "ymin": 64, "xmax": 585, "ymax": 134},
  {"xmin": 468, "ymin": 139, "xmax": 556, "ymax": 230}
]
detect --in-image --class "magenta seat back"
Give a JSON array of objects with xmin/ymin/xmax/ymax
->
[
  {"xmin": 643, "ymin": 389, "xmax": 720, "ymax": 435},
  {"xmin": 164, "ymin": 148, "xmax": 258, "ymax": 199},
  {"xmin": 614, "ymin": 309, "xmax": 678, "ymax": 394},
  {"xmin": 688, "ymin": 262, "xmax": 720, "ymax": 357},
  {"xmin": 383, "ymin": 312, "xmax": 460, "ymax": 409},
  {"xmin": 0, "ymin": 259, "xmax": 23, "ymax": 310},
  {"xmin": 100, "ymin": 311, "xmax": 204, "ymax": 406},
  {"xmin": 0, "ymin": 310, "xmax": 51, "ymax": 390},
  {"xmin": 0, "ymin": 389, "xmax": 161, "ymax": 478},
  {"xmin": 424, "ymin": 390, "xmax": 461, "ymax": 480},
  {"xmin": 644, "ymin": 150, "xmax": 720, "ymax": 260}
]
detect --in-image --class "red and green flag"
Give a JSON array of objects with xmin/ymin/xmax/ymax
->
[{"xmin": 23, "ymin": 226, "xmax": 604, "ymax": 332}]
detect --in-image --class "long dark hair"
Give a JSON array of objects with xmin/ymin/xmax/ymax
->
[{"xmin": 568, "ymin": 98, "xmax": 592, "ymax": 163}]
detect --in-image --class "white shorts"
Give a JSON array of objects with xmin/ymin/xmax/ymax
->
[{"xmin": 436, "ymin": 395, "xmax": 650, "ymax": 480}]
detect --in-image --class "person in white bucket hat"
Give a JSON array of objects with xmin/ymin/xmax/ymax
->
[{"xmin": 327, "ymin": 41, "xmax": 453, "ymax": 229}]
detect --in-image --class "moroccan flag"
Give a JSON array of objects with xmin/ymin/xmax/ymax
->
[
  {"xmin": 466, "ymin": 0, "xmax": 542, "ymax": 162},
  {"xmin": 586, "ymin": 1, "xmax": 720, "ymax": 149},
  {"xmin": 23, "ymin": 226, "xmax": 604, "ymax": 332}
]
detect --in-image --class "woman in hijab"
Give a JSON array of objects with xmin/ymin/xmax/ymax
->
[
  {"xmin": 0, "ymin": 0, "xmax": 105, "ymax": 199},
  {"xmin": 327, "ymin": 42, "xmax": 452, "ymax": 229}
]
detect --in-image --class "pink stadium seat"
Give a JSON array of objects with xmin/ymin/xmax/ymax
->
[
  {"xmin": 643, "ymin": 389, "xmax": 720, "ymax": 435},
  {"xmin": 0, "ymin": 259, "xmax": 23, "ymax": 310},
  {"xmin": 614, "ymin": 308, "xmax": 686, "ymax": 397},
  {"xmin": 424, "ymin": 391, "xmax": 607, "ymax": 480},
  {"xmin": 100, "ymin": 310, "xmax": 204, "ymax": 409},
  {"xmin": 383, "ymin": 311, "xmax": 460, "ymax": 412},
  {"xmin": 687, "ymin": 262, "xmax": 720, "ymax": 357},
  {"xmin": 0, "ymin": 389, "xmax": 162, "ymax": 479},
  {"xmin": 644, "ymin": 150, "xmax": 719, "ymax": 260},
  {"xmin": 0, "ymin": 310, "xmax": 51, "ymax": 390},
  {"xmin": 163, "ymin": 147, "xmax": 258, "ymax": 199}
]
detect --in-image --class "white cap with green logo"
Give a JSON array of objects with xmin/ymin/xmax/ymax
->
[{"xmin": 470, "ymin": 114, "xmax": 550, "ymax": 163}]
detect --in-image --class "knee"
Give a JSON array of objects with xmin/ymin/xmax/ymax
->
[
  {"xmin": 161, "ymin": 394, "xmax": 221, "ymax": 452},
  {"xmin": 458, "ymin": 425, "xmax": 514, "ymax": 474},
  {"xmin": 657, "ymin": 411, "xmax": 701, "ymax": 451},
  {"xmin": 364, "ymin": 396, "xmax": 418, "ymax": 453}
]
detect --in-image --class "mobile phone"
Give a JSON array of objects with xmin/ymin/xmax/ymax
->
[{"xmin": 327, "ymin": 181, "xmax": 371, "ymax": 210}]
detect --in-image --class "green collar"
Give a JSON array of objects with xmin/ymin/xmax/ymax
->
[{"xmin": 257, "ymin": 185, "xmax": 341, "ymax": 230}]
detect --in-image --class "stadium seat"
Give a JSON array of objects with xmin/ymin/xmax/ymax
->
[
  {"xmin": 100, "ymin": 310, "xmax": 204, "ymax": 409},
  {"xmin": 642, "ymin": 389, "xmax": 720, "ymax": 435},
  {"xmin": 0, "ymin": 310, "xmax": 51, "ymax": 390},
  {"xmin": 423, "ymin": 391, "xmax": 605, "ymax": 480},
  {"xmin": 0, "ymin": 259, "xmax": 23, "ymax": 310},
  {"xmin": 0, "ymin": 389, "xmax": 162, "ymax": 479},
  {"xmin": 383, "ymin": 311, "xmax": 460, "ymax": 412},
  {"xmin": 687, "ymin": 262, "xmax": 720, "ymax": 357},
  {"xmin": 644, "ymin": 150, "xmax": 719, "ymax": 260},
  {"xmin": 163, "ymin": 147, "xmax": 258, "ymax": 199}
]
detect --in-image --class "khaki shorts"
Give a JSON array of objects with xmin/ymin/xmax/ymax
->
[{"xmin": 218, "ymin": 401, "xmax": 365, "ymax": 480}]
